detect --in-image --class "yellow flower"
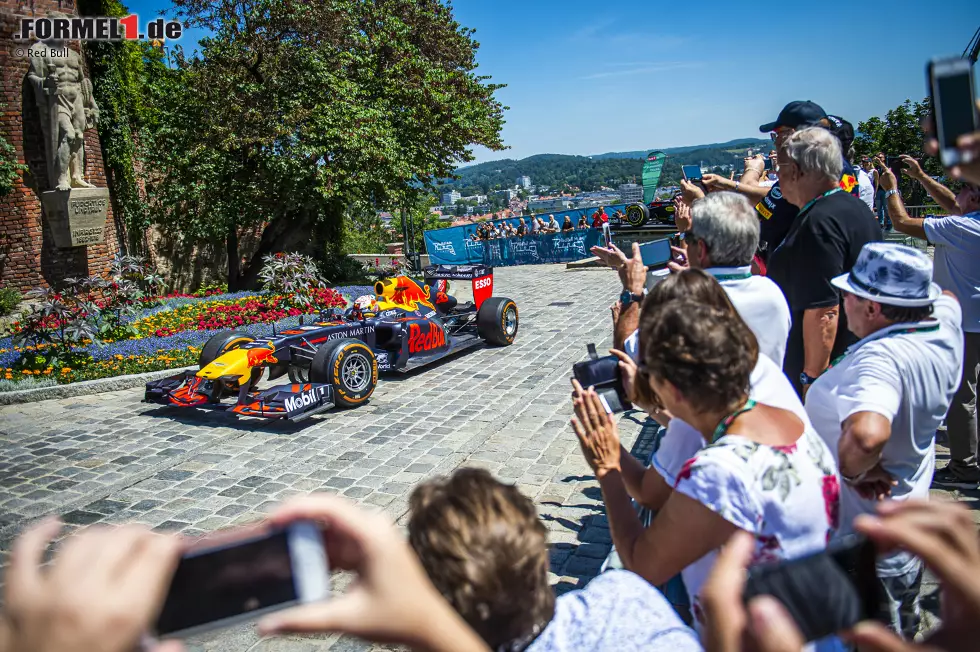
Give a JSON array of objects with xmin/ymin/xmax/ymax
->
[
  {"xmin": 115, "ymin": 354, "xmax": 124, "ymax": 360},
  {"xmin": 21, "ymin": 370, "xmax": 30, "ymax": 375},
  {"xmin": 61, "ymin": 367, "xmax": 71, "ymax": 374}
]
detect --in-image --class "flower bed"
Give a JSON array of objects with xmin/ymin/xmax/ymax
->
[{"xmin": 0, "ymin": 284, "xmax": 375, "ymax": 390}]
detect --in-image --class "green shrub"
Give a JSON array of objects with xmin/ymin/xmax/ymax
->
[{"xmin": 0, "ymin": 287, "xmax": 21, "ymax": 316}]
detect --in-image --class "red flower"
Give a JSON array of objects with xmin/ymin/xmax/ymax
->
[
  {"xmin": 674, "ymin": 457, "xmax": 698, "ymax": 487},
  {"xmin": 822, "ymin": 475, "xmax": 840, "ymax": 529}
]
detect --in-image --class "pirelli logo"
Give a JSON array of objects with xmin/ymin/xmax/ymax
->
[{"xmin": 755, "ymin": 201, "xmax": 773, "ymax": 220}]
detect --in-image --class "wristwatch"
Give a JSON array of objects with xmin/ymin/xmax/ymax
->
[
  {"xmin": 884, "ymin": 189, "xmax": 900, "ymax": 199},
  {"xmin": 799, "ymin": 371, "xmax": 820, "ymax": 387},
  {"xmin": 620, "ymin": 289, "xmax": 646, "ymax": 308}
]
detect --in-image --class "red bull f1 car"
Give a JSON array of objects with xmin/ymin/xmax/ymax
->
[{"xmin": 144, "ymin": 265, "xmax": 518, "ymax": 421}]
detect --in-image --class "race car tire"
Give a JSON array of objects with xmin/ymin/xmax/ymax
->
[
  {"xmin": 199, "ymin": 330, "xmax": 254, "ymax": 368},
  {"xmin": 309, "ymin": 338, "xmax": 378, "ymax": 408},
  {"xmin": 477, "ymin": 297, "xmax": 519, "ymax": 346},
  {"xmin": 624, "ymin": 203, "xmax": 649, "ymax": 227}
]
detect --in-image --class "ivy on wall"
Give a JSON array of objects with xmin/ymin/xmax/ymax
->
[
  {"xmin": 77, "ymin": 0, "xmax": 165, "ymax": 245},
  {"xmin": 0, "ymin": 104, "xmax": 27, "ymax": 198}
]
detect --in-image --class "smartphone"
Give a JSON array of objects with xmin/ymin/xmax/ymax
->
[
  {"xmin": 155, "ymin": 521, "xmax": 330, "ymax": 639},
  {"xmin": 743, "ymin": 536, "xmax": 881, "ymax": 642},
  {"xmin": 681, "ymin": 164, "xmax": 703, "ymax": 181},
  {"xmin": 602, "ymin": 222, "xmax": 612, "ymax": 247},
  {"xmin": 928, "ymin": 57, "xmax": 978, "ymax": 168},
  {"xmin": 637, "ymin": 238, "xmax": 672, "ymax": 268},
  {"xmin": 572, "ymin": 351, "xmax": 630, "ymax": 413},
  {"xmin": 668, "ymin": 232, "xmax": 682, "ymax": 249}
]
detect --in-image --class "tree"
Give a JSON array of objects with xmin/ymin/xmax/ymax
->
[
  {"xmin": 395, "ymin": 199, "xmax": 447, "ymax": 254},
  {"xmin": 853, "ymin": 98, "xmax": 945, "ymax": 205},
  {"xmin": 147, "ymin": 0, "xmax": 505, "ymax": 289}
]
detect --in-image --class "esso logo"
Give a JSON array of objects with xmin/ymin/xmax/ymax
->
[{"xmin": 474, "ymin": 276, "xmax": 492, "ymax": 290}]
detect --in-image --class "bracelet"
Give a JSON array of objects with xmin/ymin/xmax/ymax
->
[
  {"xmin": 884, "ymin": 189, "xmax": 900, "ymax": 198},
  {"xmin": 735, "ymin": 181, "xmax": 740, "ymax": 191}
]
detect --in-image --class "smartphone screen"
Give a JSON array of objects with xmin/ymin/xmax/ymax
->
[
  {"xmin": 681, "ymin": 164, "xmax": 702, "ymax": 181},
  {"xmin": 156, "ymin": 524, "xmax": 326, "ymax": 637},
  {"xmin": 743, "ymin": 536, "xmax": 881, "ymax": 642},
  {"xmin": 637, "ymin": 238, "xmax": 672, "ymax": 267},
  {"xmin": 936, "ymin": 69, "xmax": 975, "ymax": 149}
]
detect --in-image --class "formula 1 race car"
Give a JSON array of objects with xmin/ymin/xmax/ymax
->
[
  {"xmin": 144, "ymin": 265, "xmax": 518, "ymax": 421},
  {"xmin": 615, "ymin": 195, "xmax": 679, "ymax": 228}
]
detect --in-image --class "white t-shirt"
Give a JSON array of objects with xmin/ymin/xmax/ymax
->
[
  {"xmin": 804, "ymin": 295, "xmax": 964, "ymax": 576},
  {"xmin": 674, "ymin": 427, "xmax": 838, "ymax": 629},
  {"xmin": 624, "ymin": 267, "xmax": 791, "ymax": 367},
  {"xmin": 856, "ymin": 168, "xmax": 875, "ymax": 211},
  {"xmin": 652, "ymin": 353, "xmax": 808, "ymax": 484},
  {"xmin": 705, "ymin": 266, "xmax": 791, "ymax": 367},
  {"xmin": 925, "ymin": 212, "xmax": 980, "ymax": 332}
]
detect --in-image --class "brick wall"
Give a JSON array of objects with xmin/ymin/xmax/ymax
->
[{"xmin": 0, "ymin": 0, "xmax": 124, "ymax": 293}]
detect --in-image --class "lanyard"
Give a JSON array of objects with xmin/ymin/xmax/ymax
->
[
  {"xmin": 827, "ymin": 323, "xmax": 941, "ymax": 371},
  {"xmin": 796, "ymin": 187, "xmax": 841, "ymax": 217},
  {"xmin": 712, "ymin": 272, "xmax": 752, "ymax": 281},
  {"xmin": 711, "ymin": 399, "xmax": 757, "ymax": 444}
]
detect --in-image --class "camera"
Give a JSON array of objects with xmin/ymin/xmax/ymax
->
[{"xmin": 572, "ymin": 344, "xmax": 631, "ymax": 413}]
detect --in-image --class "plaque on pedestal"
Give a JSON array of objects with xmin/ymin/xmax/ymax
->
[{"xmin": 40, "ymin": 187, "xmax": 110, "ymax": 248}]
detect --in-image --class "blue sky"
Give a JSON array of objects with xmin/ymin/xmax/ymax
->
[{"xmin": 125, "ymin": 0, "xmax": 979, "ymax": 164}]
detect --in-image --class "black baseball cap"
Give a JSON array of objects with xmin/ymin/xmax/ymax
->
[
  {"xmin": 825, "ymin": 115, "xmax": 855, "ymax": 153},
  {"xmin": 759, "ymin": 101, "xmax": 828, "ymax": 132}
]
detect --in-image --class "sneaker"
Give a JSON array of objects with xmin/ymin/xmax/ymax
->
[{"xmin": 933, "ymin": 465, "xmax": 980, "ymax": 489}]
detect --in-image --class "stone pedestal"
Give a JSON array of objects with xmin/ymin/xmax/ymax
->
[{"xmin": 40, "ymin": 187, "xmax": 110, "ymax": 248}]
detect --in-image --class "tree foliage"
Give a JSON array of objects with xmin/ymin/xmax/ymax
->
[
  {"xmin": 853, "ymin": 98, "xmax": 945, "ymax": 205},
  {"xmin": 79, "ymin": 0, "xmax": 169, "ymax": 241},
  {"xmin": 0, "ymin": 104, "xmax": 27, "ymax": 198},
  {"xmin": 145, "ymin": 0, "xmax": 505, "ymax": 289}
]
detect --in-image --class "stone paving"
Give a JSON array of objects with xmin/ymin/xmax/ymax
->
[
  {"xmin": 0, "ymin": 264, "xmax": 634, "ymax": 651},
  {"xmin": 0, "ymin": 262, "xmax": 975, "ymax": 651}
]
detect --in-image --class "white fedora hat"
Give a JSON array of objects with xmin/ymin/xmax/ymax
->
[{"xmin": 831, "ymin": 242, "xmax": 941, "ymax": 307}]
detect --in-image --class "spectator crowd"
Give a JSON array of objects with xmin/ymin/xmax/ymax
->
[
  {"xmin": 469, "ymin": 207, "xmax": 622, "ymax": 242},
  {"xmin": 3, "ymin": 97, "xmax": 980, "ymax": 652}
]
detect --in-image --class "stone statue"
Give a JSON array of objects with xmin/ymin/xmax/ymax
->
[{"xmin": 27, "ymin": 18, "xmax": 100, "ymax": 192}]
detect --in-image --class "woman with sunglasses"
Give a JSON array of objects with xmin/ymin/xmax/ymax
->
[{"xmin": 571, "ymin": 270, "xmax": 839, "ymax": 631}]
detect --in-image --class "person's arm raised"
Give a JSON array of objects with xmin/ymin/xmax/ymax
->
[
  {"xmin": 878, "ymin": 162, "xmax": 928, "ymax": 240},
  {"xmin": 900, "ymin": 154, "xmax": 959, "ymax": 214}
]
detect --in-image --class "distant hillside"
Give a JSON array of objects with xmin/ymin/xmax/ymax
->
[
  {"xmin": 589, "ymin": 138, "xmax": 771, "ymax": 160},
  {"xmin": 440, "ymin": 139, "xmax": 774, "ymax": 196}
]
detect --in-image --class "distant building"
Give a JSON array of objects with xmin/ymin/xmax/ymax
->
[
  {"xmin": 618, "ymin": 183, "xmax": 643, "ymax": 203},
  {"xmin": 495, "ymin": 189, "xmax": 517, "ymax": 201},
  {"xmin": 460, "ymin": 194, "xmax": 487, "ymax": 204},
  {"xmin": 516, "ymin": 175, "xmax": 531, "ymax": 189},
  {"xmin": 528, "ymin": 198, "xmax": 572, "ymax": 212},
  {"xmin": 442, "ymin": 190, "xmax": 461, "ymax": 205}
]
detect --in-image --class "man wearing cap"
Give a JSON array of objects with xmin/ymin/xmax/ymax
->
[
  {"xmin": 876, "ymin": 161, "xmax": 980, "ymax": 488},
  {"xmin": 805, "ymin": 242, "xmax": 963, "ymax": 640},
  {"xmin": 755, "ymin": 102, "xmax": 863, "ymax": 255}
]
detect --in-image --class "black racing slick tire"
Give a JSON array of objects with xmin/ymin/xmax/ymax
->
[
  {"xmin": 199, "ymin": 330, "xmax": 254, "ymax": 368},
  {"xmin": 477, "ymin": 297, "xmax": 518, "ymax": 346},
  {"xmin": 624, "ymin": 202, "xmax": 649, "ymax": 227},
  {"xmin": 309, "ymin": 338, "xmax": 378, "ymax": 408}
]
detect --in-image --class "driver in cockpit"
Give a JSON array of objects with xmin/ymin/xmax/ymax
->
[{"xmin": 349, "ymin": 295, "xmax": 379, "ymax": 320}]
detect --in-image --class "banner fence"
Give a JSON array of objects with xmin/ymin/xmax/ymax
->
[{"xmin": 424, "ymin": 204, "xmax": 627, "ymax": 266}]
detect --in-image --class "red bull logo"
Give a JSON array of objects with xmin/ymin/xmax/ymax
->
[
  {"xmin": 246, "ymin": 347, "xmax": 277, "ymax": 367},
  {"xmin": 408, "ymin": 322, "xmax": 446, "ymax": 353},
  {"xmin": 840, "ymin": 174, "xmax": 858, "ymax": 194},
  {"xmin": 375, "ymin": 275, "xmax": 434, "ymax": 311}
]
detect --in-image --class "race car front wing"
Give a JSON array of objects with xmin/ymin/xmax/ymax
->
[{"xmin": 144, "ymin": 371, "xmax": 335, "ymax": 421}]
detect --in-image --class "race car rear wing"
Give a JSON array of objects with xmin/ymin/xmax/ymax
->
[{"xmin": 423, "ymin": 264, "xmax": 494, "ymax": 310}]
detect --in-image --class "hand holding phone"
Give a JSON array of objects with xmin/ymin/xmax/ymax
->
[
  {"xmin": 602, "ymin": 222, "xmax": 612, "ymax": 248},
  {"xmin": 929, "ymin": 57, "xmax": 978, "ymax": 168},
  {"xmin": 155, "ymin": 521, "xmax": 330, "ymax": 638},
  {"xmin": 682, "ymin": 164, "xmax": 703, "ymax": 182}
]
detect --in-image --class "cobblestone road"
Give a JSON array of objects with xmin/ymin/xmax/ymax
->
[
  {"xmin": 1, "ymin": 262, "xmax": 974, "ymax": 650},
  {"xmin": 0, "ymin": 264, "xmax": 637, "ymax": 651}
]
